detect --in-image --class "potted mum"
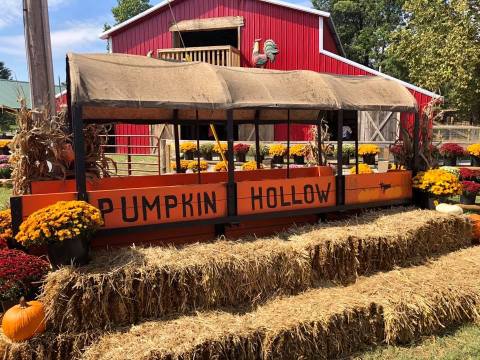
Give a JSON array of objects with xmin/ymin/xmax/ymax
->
[
  {"xmin": 460, "ymin": 181, "xmax": 480, "ymax": 205},
  {"xmin": 269, "ymin": 144, "xmax": 287, "ymax": 165},
  {"xmin": 15, "ymin": 201, "xmax": 103, "ymax": 268},
  {"xmin": 180, "ymin": 142, "xmax": 197, "ymax": 160},
  {"xmin": 213, "ymin": 142, "xmax": 227, "ymax": 160},
  {"xmin": 439, "ymin": 143, "xmax": 464, "ymax": 166},
  {"xmin": 242, "ymin": 161, "xmax": 261, "ymax": 171},
  {"xmin": 200, "ymin": 143, "xmax": 214, "ymax": 161},
  {"xmin": 171, "ymin": 160, "xmax": 190, "ymax": 173},
  {"xmin": 467, "ymin": 144, "xmax": 480, "ymax": 166},
  {"xmin": 0, "ymin": 140, "xmax": 11, "ymax": 155},
  {"xmin": 0, "ymin": 249, "xmax": 49, "ymax": 312},
  {"xmin": 234, "ymin": 143, "xmax": 250, "ymax": 163},
  {"xmin": 214, "ymin": 161, "xmax": 227, "ymax": 172},
  {"xmin": 290, "ymin": 144, "xmax": 308, "ymax": 165},
  {"xmin": 187, "ymin": 160, "xmax": 209, "ymax": 173},
  {"xmin": 349, "ymin": 164, "xmax": 373, "ymax": 175},
  {"xmin": 358, "ymin": 144, "xmax": 380, "ymax": 165},
  {"xmin": 390, "ymin": 143, "xmax": 405, "ymax": 165},
  {"xmin": 412, "ymin": 169, "xmax": 462, "ymax": 209},
  {"xmin": 0, "ymin": 209, "xmax": 13, "ymax": 249},
  {"xmin": 334, "ymin": 144, "xmax": 355, "ymax": 165},
  {"xmin": 248, "ymin": 144, "xmax": 269, "ymax": 162}
]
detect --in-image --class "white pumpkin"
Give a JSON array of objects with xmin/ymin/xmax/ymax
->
[{"xmin": 435, "ymin": 203, "xmax": 463, "ymax": 215}]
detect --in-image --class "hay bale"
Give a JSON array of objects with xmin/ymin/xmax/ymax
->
[
  {"xmin": 40, "ymin": 208, "xmax": 471, "ymax": 334},
  {"xmin": 79, "ymin": 246, "xmax": 480, "ymax": 360}
]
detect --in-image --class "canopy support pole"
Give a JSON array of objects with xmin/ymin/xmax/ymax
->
[
  {"xmin": 355, "ymin": 112, "xmax": 359, "ymax": 174},
  {"xmin": 336, "ymin": 110, "xmax": 345, "ymax": 206},
  {"xmin": 316, "ymin": 112, "xmax": 322, "ymax": 166},
  {"xmin": 72, "ymin": 104, "xmax": 87, "ymax": 201},
  {"xmin": 196, "ymin": 111, "xmax": 201, "ymax": 184},
  {"xmin": 173, "ymin": 110, "xmax": 181, "ymax": 173},
  {"xmin": 227, "ymin": 109, "xmax": 237, "ymax": 217},
  {"xmin": 412, "ymin": 111, "xmax": 420, "ymax": 174},
  {"xmin": 286, "ymin": 110, "xmax": 291, "ymax": 178},
  {"xmin": 255, "ymin": 110, "xmax": 261, "ymax": 169}
]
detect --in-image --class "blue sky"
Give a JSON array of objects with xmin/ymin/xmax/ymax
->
[{"xmin": 0, "ymin": 0, "xmax": 312, "ymax": 83}]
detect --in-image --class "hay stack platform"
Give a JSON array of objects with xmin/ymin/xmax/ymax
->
[{"xmin": 1, "ymin": 208, "xmax": 476, "ymax": 360}]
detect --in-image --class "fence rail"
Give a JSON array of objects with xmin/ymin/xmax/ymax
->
[{"xmin": 157, "ymin": 45, "xmax": 241, "ymax": 67}]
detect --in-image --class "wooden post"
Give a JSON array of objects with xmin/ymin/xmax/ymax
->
[
  {"xmin": 23, "ymin": 0, "xmax": 56, "ymax": 116},
  {"xmin": 173, "ymin": 110, "xmax": 181, "ymax": 173},
  {"xmin": 317, "ymin": 113, "xmax": 322, "ymax": 166},
  {"xmin": 336, "ymin": 110, "xmax": 345, "ymax": 206},
  {"xmin": 227, "ymin": 110, "xmax": 237, "ymax": 217},
  {"xmin": 127, "ymin": 136, "xmax": 132, "ymax": 176},
  {"xmin": 286, "ymin": 110, "xmax": 291, "ymax": 178},
  {"xmin": 413, "ymin": 112, "xmax": 420, "ymax": 174},
  {"xmin": 255, "ymin": 110, "xmax": 261, "ymax": 169}
]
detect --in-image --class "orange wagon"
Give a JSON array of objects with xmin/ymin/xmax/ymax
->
[{"xmin": 10, "ymin": 53, "xmax": 420, "ymax": 247}]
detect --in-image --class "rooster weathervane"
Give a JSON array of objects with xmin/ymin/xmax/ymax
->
[{"xmin": 252, "ymin": 38, "xmax": 279, "ymax": 68}]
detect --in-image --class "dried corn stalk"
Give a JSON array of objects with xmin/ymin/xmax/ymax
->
[{"xmin": 11, "ymin": 102, "xmax": 115, "ymax": 195}]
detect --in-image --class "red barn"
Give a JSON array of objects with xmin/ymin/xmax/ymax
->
[{"xmin": 99, "ymin": 0, "xmax": 438, "ymax": 152}]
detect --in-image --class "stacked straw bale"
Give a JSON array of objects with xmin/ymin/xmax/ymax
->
[
  {"xmin": 40, "ymin": 208, "xmax": 471, "ymax": 333},
  {"xmin": 4, "ymin": 245, "xmax": 478, "ymax": 360},
  {"xmin": 77, "ymin": 246, "xmax": 480, "ymax": 359}
]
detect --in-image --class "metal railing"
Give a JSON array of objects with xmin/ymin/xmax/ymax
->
[{"xmin": 158, "ymin": 45, "xmax": 241, "ymax": 67}]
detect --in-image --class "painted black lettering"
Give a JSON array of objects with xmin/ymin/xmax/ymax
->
[
  {"xmin": 164, "ymin": 195, "xmax": 178, "ymax": 218},
  {"xmin": 304, "ymin": 185, "xmax": 315, "ymax": 204},
  {"xmin": 121, "ymin": 196, "xmax": 138, "ymax": 223},
  {"xmin": 142, "ymin": 196, "xmax": 160, "ymax": 221},
  {"xmin": 315, "ymin": 183, "xmax": 331, "ymax": 203},
  {"xmin": 197, "ymin": 193, "xmax": 203, "ymax": 216},
  {"xmin": 204, "ymin": 192, "xmax": 217, "ymax": 214},
  {"xmin": 266, "ymin": 187, "xmax": 277, "ymax": 208},
  {"xmin": 279, "ymin": 187, "xmax": 291, "ymax": 207},
  {"xmin": 97, "ymin": 198, "xmax": 114, "ymax": 220},
  {"xmin": 291, "ymin": 185, "xmax": 302, "ymax": 205},
  {"xmin": 182, "ymin": 193, "xmax": 194, "ymax": 217},
  {"xmin": 251, "ymin": 187, "xmax": 263, "ymax": 210}
]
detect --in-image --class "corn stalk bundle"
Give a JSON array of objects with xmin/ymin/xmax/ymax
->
[{"xmin": 10, "ymin": 103, "xmax": 115, "ymax": 195}]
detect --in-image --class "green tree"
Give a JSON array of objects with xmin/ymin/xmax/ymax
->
[
  {"xmin": 388, "ymin": 0, "xmax": 480, "ymax": 121},
  {"xmin": 111, "ymin": 0, "xmax": 152, "ymax": 24},
  {"xmin": 0, "ymin": 62, "xmax": 11, "ymax": 80},
  {"xmin": 312, "ymin": 0, "xmax": 405, "ymax": 74}
]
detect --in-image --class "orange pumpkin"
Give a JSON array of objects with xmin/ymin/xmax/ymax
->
[
  {"xmin": 468, "ymin": 214, "xmax": 480, "ymax": 239},
  {"xmin": 1, "ymin": 297, "xmax": 46, "ymax": 342}
]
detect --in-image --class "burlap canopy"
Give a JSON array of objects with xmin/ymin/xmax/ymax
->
[{"xmin": 68, "ymin": 53, "xmax": 418, "ymax": 122}]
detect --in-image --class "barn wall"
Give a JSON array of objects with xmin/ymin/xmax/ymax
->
[{"xmin": 108, "ymin": 0, "xmax": 434, "ymax": 145}]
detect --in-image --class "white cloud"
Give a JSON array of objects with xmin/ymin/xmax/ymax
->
[{"xmin": 0, "ymin": 0, "xmax": 72, "ymax": 29}]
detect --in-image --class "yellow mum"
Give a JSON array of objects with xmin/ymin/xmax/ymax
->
[
  {"xmin": 242, "ymin": 161, "xmax": 261, "ymax": 171},
  {"xmin": 412, "ymin": 169, "xmax": 462, "ymax": 196},
  {"xmin": 467, "ymin": 144, "xmax": 480, "ymax": 157},
  {"xmin": 180, "ymin": 142, "xmax": 197, "ymax": 153},
  {"xmin": 290, "ymin": 144, "xmax": 308, "ymax": 157},
  {"xmin": 358, "ymin": 144, "xmax": 380, "ymax": 156},
  {"xmin": 213, "ymin": 142, "xmax": 227, "ymax": 154},
  {"xmin": 350, "ymin": 164, "xmax": 373, "ymax": 174},
  {"xmin": 214, "ymin": 161, "xmax": 227, "ymax": 172},
  {"xmin": 187, "ymin": 160, "xmax": 209, "ymax": 172},
  {"xmin": 15, "ymin": 201, "xmax": 103, "ymax": 248},
  {"xmin": 269, "ymin": 144, "xmax": 287, "ymax": 157}
]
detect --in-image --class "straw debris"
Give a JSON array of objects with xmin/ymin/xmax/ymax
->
[
  {"xmin": 40, "ymin": 208, "xmax": 471, "ymax": 333},
  {"xmin": 75, "ymin": 246, "xmax": 480, "ymax": 359}
]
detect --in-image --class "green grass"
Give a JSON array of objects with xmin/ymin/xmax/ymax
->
[
  {"xmin": 359, "ymin": 324, "xmax": 480, "ymax": 360},
  {"xmin": 0, "ymin": 186, "xmax": 11, "ymax": 210}
]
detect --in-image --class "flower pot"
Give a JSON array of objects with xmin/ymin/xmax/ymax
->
[
  {"xmin": 293, "ymin": 155, "xmax": 305, "ymax": 165},
  {"xmin": 362, "ymin": 154, "xmax": 376, "ymax": 165},
  {"xmin": 236, "ymin": 153, "xmax": 247, "ymax": 163},
  {"xmin": 203, "ymin": 153, "xmax": 212, "ymax": 161},
  {"xmin": 184, "ymin": 152, "xmax": 194, "ymax": 160},
  {"xmin": 272, "ymin": 155, "xmax": 284, "ymax": 165},
  {"xmin": 176, "ymin": 168, "xmax": 187, "ymax": 174},
  {"xmin": 341, "ymin": 154, "xmax": 350, "ymax": 166},
  {"xmin": 413, "ymin": 189, "xmax": 445, "ymax": 210},
  {"xmin": 471, "ymin": 156, "xmax": 480, "ymax": 167},
  {"xmin": 255, "ymin": 155, "xmax": 265, "ymax": 163},
  {"xmin": 443, "ymin": 156, "xmax": 457, "ymax": 166},
  {"xmin": 461, "ymin": 191, "xmax": 477, "ymax": 205},
  {"xmin": 47, "ymin": 236, "xmax": 90, "ymax": 268}
]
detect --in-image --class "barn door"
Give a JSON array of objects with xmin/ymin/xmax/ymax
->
[{"xmin": 358, "ymin": 111, "xmax": 400, "ymax": 142}]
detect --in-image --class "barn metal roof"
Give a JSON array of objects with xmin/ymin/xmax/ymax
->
[{"xmin": 0, "ymin": 79, "xmax": 64, "ymax": 110}]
